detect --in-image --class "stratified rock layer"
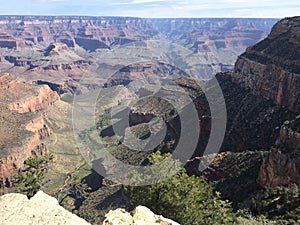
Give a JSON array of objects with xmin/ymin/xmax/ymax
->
[
  {"xmin": 232, "ymin": 16, "xmax": 300, "ymax": 113},
  {"xmin": 234, "ymin": 17, "xmax": 300, "ymax": 188},
  {"xmin": 0, "ymin": 73, "xmax": 59, "ymax": 187}
]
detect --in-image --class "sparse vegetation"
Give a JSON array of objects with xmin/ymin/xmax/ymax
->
[
  {"xmin": 96, "ymin": 108, "xmax": 111, "ymax": 130},
  {"xmin": 250, "ymin": 184, "xmax": 300, "ymax": 224},
  {"xmin": 14, "ymin": 153, "xmax": 54, "ymax": 198}
]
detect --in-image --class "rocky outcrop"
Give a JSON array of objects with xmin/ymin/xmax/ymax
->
[
  {"xmin": 232, "ymin": 16, "xmax": 300, "ymax": 113},
  {"xmin": 9, "ymin": 85, "xmax": 59, "ymax": 113},
  {"xmin": 26, "ymin": 117, "xmax": 51, "ymax": 150},
  {"xmin": 0, "ymin": 191, "xmax": 90, "ymax": 225},
  {"xmin": 257, "ymin": 148, "xmax": 300, "ymax": 188},
  {"xmin": 33, "ymin": 79, "xmax": 80, "ymax": 95},
  {"xmin": 103, "ymin": 205, "xmax": 180, "ymax": 225},
  {"xmin": 258, "ymin": 117, "xmax": 300, "ymax": 188}
]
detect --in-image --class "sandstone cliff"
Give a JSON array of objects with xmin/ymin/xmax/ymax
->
[
  {"xmin": 232, "ymin": 16, "xmax": 300, "ymax": 113},
  {"xmin": 231, "ymin": 17, "xmax": 300, "ymax": 188},
  {"xmin": 0, "ymin": 191, "xmax": 90, "ymax": 225}
]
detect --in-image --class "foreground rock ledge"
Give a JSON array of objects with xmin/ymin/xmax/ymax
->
[
  {"xmin": 103, "ymin": 205, "xmax": 180, "ymax": 225},
  {"xmin": 0, "ymin": 191, "xmax": 90, "ymax": 225},
  {"xmin": 0, "ymin": 191, "xmax": 180, "ymax": 225}
]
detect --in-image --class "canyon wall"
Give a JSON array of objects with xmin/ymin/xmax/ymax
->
[
  {"xmin": 232, "ymin": 17, "xmax": 300, "ymax": 114},
  {"xmin": 0, "ymin": 16, "xmax": 157, "ymax": 49},
  {"xmin": 0, "ymin": 74, "xmax": 59, "ymax": 187},
  {"xmin": 230, "ymin": 17, "xmax": 300, "ymax": 188},
  {"xmin": 257, "ymin": 117, "xmax": 300, "ymax": 187},
  {"xmin": 0, "ymin": 16, "xmax": 277, "ymax": 85}
]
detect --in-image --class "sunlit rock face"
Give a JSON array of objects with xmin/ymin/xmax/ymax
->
[{"xmin": 0, "ymin": 73, "xmax": 59, "ymax": 188}]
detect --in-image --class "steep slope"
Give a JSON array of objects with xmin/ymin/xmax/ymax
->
[
  {"xmin": 194, "ymin": 18, "xmax": 300, "ymax": 222},
  {"xmin": 0, "ymin": 73, "xmax": 86, "ymax": 194},
  {"xmin": 229, "ymin": 17, "xmax": 300, "ymax": 188}
]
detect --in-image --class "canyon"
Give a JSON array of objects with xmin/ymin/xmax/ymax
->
[
  {"xmin": 0, "ymin": 16, "xmax": 277, "ymax": 93},
  {"xmin": 0, "ymin": 15, "xmax": 299, "ymax": 224}
]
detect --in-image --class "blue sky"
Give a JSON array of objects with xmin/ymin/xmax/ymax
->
[{"xmin": 0, "ymin": 0, "xmax": 299, "ymax": 18}]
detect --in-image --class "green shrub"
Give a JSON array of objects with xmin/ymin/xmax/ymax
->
[
  {"xmin": 14, "ymin": 153, "xmax": 54, "ymax": 198},
  {"xmin": 125, "ymin": 151, "xmax": 235, "ymax": 225}
]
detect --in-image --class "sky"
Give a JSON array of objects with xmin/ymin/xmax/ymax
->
[{"xmin": 0, "ymin": 0, "xmax": 299, "ymax": 18}]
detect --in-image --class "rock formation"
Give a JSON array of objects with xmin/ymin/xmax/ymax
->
[
  {"xmin": 257, "ymin": 117, "xmax": 300, "ymax": 187},
  {"xmin": 231, "ymin": 16, "xmax": 300, "ymax": 188},
  {"xmin": 0, "ymin": 191, "xmax": 90, "ymax": 225},
  {"xmin": 232, "ymin": 16, "xmax": 300, "ymax": 113},
  {"xmin": 0, "ymin": 16, "xmax": 156, "ymax": 49},
  {"xmin": 0, "ymin": 16, "xmax": 277, "ymax": 89},
  {"xmin": 0, "ymin": 73, "xmax": 59, "ymax": 187},
  {"xmin": 103, "ymin": 205, "xmax": 180, "ymax": 225}
]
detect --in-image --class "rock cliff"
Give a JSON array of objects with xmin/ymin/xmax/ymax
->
[
  {"xmin": 232, "ymin": 16, "xmax": 300, "ymax": 113},
  {"xmin": 0, "ymin": 74, "xmax": 58, "ymax": 187},
  {"xmin": 0, "ymin": 16, "xmax": 156, "ymax": 49},
  {"xmin": 231, "ymin": 17, "xmax": 300, "ymax": 188}
]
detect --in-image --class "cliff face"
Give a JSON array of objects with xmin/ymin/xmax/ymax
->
[
  {"xmin": 0, "ymin": 74, "xmax": 59, "ymax": 187},
  {"xmin": 231, "ymin": 17, "xmax": 300, "ymax": 188},
  {"xmin": 0, "ymin": 191, "xmax": 90, "ymax": 225},
  {"xmin": 232, "ymin": 17, "xmax": 300, "ymax": 113}
]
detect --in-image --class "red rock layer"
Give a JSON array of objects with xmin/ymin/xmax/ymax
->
[{"xmin": 0, "ymin": 74, "xmax": 58, "ymax": 187}]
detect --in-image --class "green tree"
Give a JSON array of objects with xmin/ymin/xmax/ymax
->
[
  {"xmin": 14, "ymin": 153, "xmax": 54, "ymax": 198},
  {"xmin": 96, "ymin": 108, "xmax": 111, "ymax": 130},
  {"xmin": 125, "ymin": 151, "xmax": 235, "ymax": 225}
]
